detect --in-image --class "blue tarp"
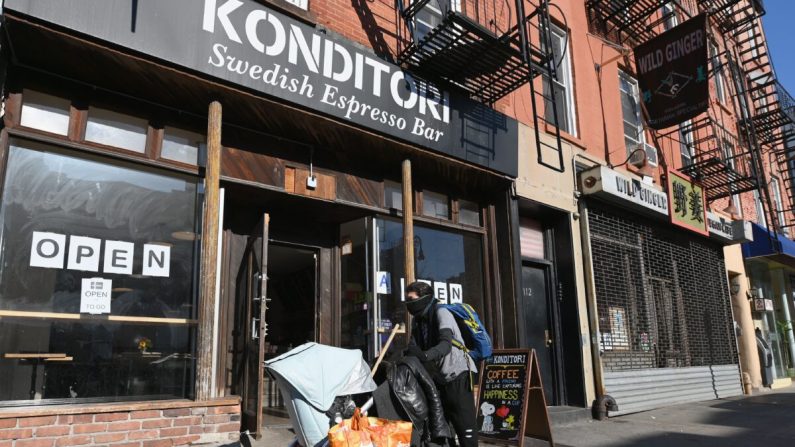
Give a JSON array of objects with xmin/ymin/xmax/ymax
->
[{"xmin": 742, "ymin": 222, "xmax": 795, "ymax": 259}]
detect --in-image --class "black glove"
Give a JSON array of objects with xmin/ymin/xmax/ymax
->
[{"xmin": 405, "ymin": 344, "xmax": 428, "ymax": 362}]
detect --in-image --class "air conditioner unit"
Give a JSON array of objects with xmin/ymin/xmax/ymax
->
[{"xmin": 630, "ymin": 142, "xmax": 659, "ymax": 167}]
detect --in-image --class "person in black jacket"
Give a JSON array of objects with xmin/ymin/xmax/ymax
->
[
  {"xmin": 404, "ymin": 281, "xmax": 478, "ymax": 447},
  {"xmin": 373, "ymin": 355, "xmax": 451, "ymax": 446}
]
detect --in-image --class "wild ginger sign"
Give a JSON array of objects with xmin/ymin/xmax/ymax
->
[
  {"xmin": 634, "ymin": 14, "xmax": 709, "ymax": 129},
  {"xmin": 5, "ymin": 0, "xmax": 518, "ymax": 176}
]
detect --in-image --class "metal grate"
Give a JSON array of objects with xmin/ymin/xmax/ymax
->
[
  {"xmin": 395, "ymin": 0, "xmax": 567, "ymax": 172},
  {"xmin": 701, "ymin": 0, "xmax": 765, "ymax": 34},
  {"xmin": 396, "ymin": 9, "xmax": 545, "ymax": 103},
  {"xmin": 585, "ymin": 0, "xmax": 699, "ymax": 47},
  {"xmin": 588, "ymin": 202, "xmax": 739, "ymax": 372},
  {"xmin": 674, "ymin": 116, "xmax": 759, "ymax": 201},
  {"xmin": 396, "ymin": 1, "xmax": 551, "ymax": 104}
]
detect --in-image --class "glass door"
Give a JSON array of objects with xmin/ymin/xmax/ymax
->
[
  {"xmin": 372, "ymin": 217, "xmax": 487, "ymax": 357},
  {"xmin": 340, "ymin": 217, "xmax": 488, "ymax": 360},
  {"xmin": 340, "ymin": 218, "xmax": 376, "ymax": 359}
]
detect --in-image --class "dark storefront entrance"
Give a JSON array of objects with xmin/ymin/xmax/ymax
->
[
  {"xmin": 0, "ymin": 0, "xmax": 523, "ymax": 440},
  {"xmin": 218, "ymin": 176, "xmax": 505, "ymax": 432},
  {"xmin": 515, "ymin": 201, "xmax": 586, "ymax": 408},
  {"xmin": 520, "ymin": 261, "xmax": 557, "ymax": 402}
]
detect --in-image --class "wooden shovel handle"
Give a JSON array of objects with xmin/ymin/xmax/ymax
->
[{"xmin": 370, "ymin": 324, "xmax": 401, "ymax": 378}]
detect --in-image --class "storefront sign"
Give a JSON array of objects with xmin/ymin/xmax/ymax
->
[
  {"xmin": 754, "ymin": 298, "xmax": 774, "ymax": 312},
  {"xmin": 706, "ymin": 212, "xmax": 754, "ymax": 244},
  {"xmin": 5, "ymin": 0, "xmax": 519, "ymax": 176},
  {"xmin": 398, "ymin": 277, "xmax": 462, "ymax": 303},
  {"xmin": 80, "ymin": 277, "xmax": 111, "ymax": 314},
  {"xmin": 667, "ymin": 170, "xmax": 708, "ymax": 236},
  {"xmin": 476, "ymin": 350, "xmax": 531, "ymax": 445},
  {"xmin": 634, "ymin": 14, "xmax": 708, "ymax": 129},
  {"xmin": 376, "ymin": 271, "xmax": 391, "ymax": 294},
  {"xmin": 579, "ymin": 166, "xmax": 669, "ymax": 217},
  {"xmin": 29, "ymin": 231, "xmax": 171, "ymax": 277}
]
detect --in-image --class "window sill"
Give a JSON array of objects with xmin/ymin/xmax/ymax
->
[
  {"xmin": 713, "ymin": 99, "xmax": 734, "ymax": 117},
  {"xmin": 544, "ymin": 122, "xmax": 585, "ymax": 149},
  {"xmin": 257, "ymin": 0, "xmax": 317, "ymax": 26},
  {"xmin": 6, "ymin": 127, "xmax": 200, "ymax": 176},
  {"xmin": 0, "ymin": 396, "xmax": 240, "ymax": 419}
]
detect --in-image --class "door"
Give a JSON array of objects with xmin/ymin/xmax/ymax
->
[
  {"xmin": 239, "ymin": 214, "xmax": 269, "ymax": 437},
  {"xmin": 519, "ymin": 261, "xmax": 560, "ymax": 404},
  {"xmin": 263, "ymin": 243, "xmax": 318, "ymax": 427}
]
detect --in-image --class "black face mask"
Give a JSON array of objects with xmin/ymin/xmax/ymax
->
[{"xmin": 405, "ymin": 294, "xmax": 434, "ymax": 317}]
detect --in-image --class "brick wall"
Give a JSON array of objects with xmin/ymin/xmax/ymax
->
[{"xmin": 0, "ymin": 401, "xmax": 240, "ymax": 447}]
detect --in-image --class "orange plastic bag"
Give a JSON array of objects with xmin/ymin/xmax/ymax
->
[{"xmin": 328, "ymin": 409, "xmax": 412, "ymax": 447}]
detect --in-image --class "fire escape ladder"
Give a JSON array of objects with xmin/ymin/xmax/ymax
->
[
  {"xmin": 719, "ymin": 4, "xmax": 786, "ymax": 236},
  {"xmin": 701, "ymin": 0, "xmax": 765, "ymax": 35},
  {"xmin": 395, "ymin": 0, "xmax": 565, "ymax": 172}
]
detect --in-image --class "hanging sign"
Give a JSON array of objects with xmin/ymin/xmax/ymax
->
[
  {"xmin": 634, "ymin": 13, "xmax": 709, "ymax": 129},
  {"xmin": 667, "ymin": 169, "xmax": 708, "ymax": 235},
  {"xmin": 706, "ymin": 212, "xmax": 754, "ymax": 244},
  {"xmin": 80, "ymin": 277, "xmax": 112, "ymax": 314}
]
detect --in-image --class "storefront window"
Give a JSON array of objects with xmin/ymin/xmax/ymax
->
[
  {"xmin": 375, "ymin": 218, "xmax": 485, "ymax": 350},
  {"xmin": 0, "ymin": 138, "xmax": 199, "ymax": 404},
  {"xmin": 384, "ymin": 181, "xmax": 403, "ymax": 211},
  {"xmin": 340, "ymin": 219, "xmax": 372, "ymax": 356},
  {"xmin": 458, "ymin": 200, "xmax": 481, "ymax": 227},
  {"xmin": 422, "ymin": 191, "xmax": 449, "ymax": 219},
  {"xmin": 20, "ymin": 90, "xmax": 71, "ymax": 136},
  {"xmin": 85, "ymin": 107, "xmax": 148, "ymax": 153},
  {"xmin": 161, "ymin": 127, "xmax": 202, "ymax": 165}
]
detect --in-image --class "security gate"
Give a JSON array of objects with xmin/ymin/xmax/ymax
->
[{"xmin": 587, "ymin": 202, "xmax": 742, "ymax": 415}]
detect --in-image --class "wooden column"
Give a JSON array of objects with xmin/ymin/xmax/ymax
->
[
  {"xmin": 402, "ymin": 160, "xmax": 415, "ymax": 284},
  {"xmin": 196, "ymin": 101, "xmax": 222, "ymax": 401}
]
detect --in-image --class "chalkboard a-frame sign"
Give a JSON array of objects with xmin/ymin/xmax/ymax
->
[{"xmin": 476, "ymin": 349, "xmax": 554, "ymax": 447}]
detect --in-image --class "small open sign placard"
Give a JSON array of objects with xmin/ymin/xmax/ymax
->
[{"xmin": 80, "ymin": 277, "xmax": 112, "ymax": 314}]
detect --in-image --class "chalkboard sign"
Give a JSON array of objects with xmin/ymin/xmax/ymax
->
[
  {"xmin": 476, "ymin": 349, "xmax": 531, "ymax": 445},
  {"xmin": 476, "ymin": 349, "xmax": 554, "ymax": 447}
]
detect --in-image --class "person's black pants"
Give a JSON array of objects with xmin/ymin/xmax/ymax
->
[{"xmin": 439, "ymin": 372, "xmax": 478, "ymax": 447}]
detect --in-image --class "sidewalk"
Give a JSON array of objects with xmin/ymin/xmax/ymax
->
[
  {"xmin": 247, "ymin": 385, "xmax": 795, "ymax": 446},
  {"xmin": 537, "ymin": 385, "xmax": 795, "ymax": 447}
]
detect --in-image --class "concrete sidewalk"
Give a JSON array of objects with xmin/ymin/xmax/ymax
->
[
  {"xmin": 534, "ymin": 386, "xmax": 795, "ymax": 447},
  {"xmin": 246, "ymin": 385, "xmax": 795, "ymax": 446}
]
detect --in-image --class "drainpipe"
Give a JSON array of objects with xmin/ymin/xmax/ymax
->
[{"xmin": 576, "ymin": 180, "xmax": 617, "ymax": 420}]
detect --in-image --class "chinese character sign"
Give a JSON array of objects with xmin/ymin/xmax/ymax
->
[{"xmin": 667, "ymin": 170, "xmax": 708, "ymax": 235}]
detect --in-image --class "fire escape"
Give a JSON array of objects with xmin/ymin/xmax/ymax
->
[
  {"xmin": 675, "ymin": 115, "xmax": 758, "ymax": 201},
  {"xmin": 585, "ymin": 0, "xmax": 700, "ymax": 47},
  {"xmin": 709, "ymin": 0, "xmax": 795, "ymax": 233},
  {"xmin": 586, "ymin": 1, "xmax": 780, "ymax": 229},
  {"xmin": 394, "ymin": 0, "xmax": 566, "ymax": 172}
]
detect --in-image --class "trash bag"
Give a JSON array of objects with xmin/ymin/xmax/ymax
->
[{"xmin": 328, "ymin": 409, "xmax": 412, "ymax": 447}]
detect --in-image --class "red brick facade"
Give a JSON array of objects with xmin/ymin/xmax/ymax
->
[{"xmin": 0, "ymin": 400, "xmax": 240, "ymax": 447}]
